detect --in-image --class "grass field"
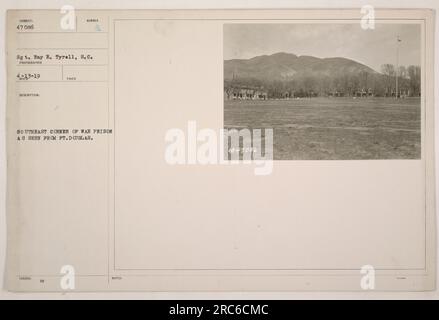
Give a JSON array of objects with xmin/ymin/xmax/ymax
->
[{"xmin": 224, "ymin": 97, "xmax": 421, "ymax": 160}]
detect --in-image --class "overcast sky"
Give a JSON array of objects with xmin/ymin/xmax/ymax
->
[{"xmin": 224, "ymin": 23, "xmax": 421, "ymax": 72}]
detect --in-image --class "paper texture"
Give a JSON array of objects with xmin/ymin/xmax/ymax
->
[{"xmin": 6, "ymin": 9, "xmax": 436, "ymax": 291}]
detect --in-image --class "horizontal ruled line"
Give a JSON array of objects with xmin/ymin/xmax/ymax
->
[
  {"xmin": 16, "ymin": 80, "xmax": 108, "ymax": 83},
  {"xmin": 17, "ymin": 47, "xmax": 109, "ymax": 50},
  {"xmin": 16, "ymin": 64, "xmax": 108, "ymax": 66},
  {"xmin": 16, "ymin": 31, "xmax": 108, "ymax": 34}
]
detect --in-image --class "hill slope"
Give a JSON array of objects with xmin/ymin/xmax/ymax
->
[{"xmin": 224, "ymin": 52, "xmax": 377, "ymax": 81}]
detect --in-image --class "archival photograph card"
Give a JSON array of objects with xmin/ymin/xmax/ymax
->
[{"xmin": 5, "ymin": 9, "xmax": 436, "ymax": 291}]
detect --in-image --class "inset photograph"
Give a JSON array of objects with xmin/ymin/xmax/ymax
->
[{"xmin": 224, "ymin": 23, "xmax": 421, "ymax": 160}]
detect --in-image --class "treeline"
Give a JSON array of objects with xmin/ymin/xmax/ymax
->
[{"xmin": 224, "ymin": 64, "xmax": 421, "ymax": 99}]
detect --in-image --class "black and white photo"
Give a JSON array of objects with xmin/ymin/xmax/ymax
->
[{"xmin": 224, "ymin": 23, "xmax": 421, "ymax": 160}]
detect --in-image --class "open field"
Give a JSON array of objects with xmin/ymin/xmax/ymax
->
[{"xmin": 224, "ymin": 97, "xmax": 421, "ymax": 160}]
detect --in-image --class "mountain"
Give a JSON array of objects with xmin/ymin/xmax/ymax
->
[{"xmin": 224, "ymin": 52, "xmax": 377, "ymax": 82}]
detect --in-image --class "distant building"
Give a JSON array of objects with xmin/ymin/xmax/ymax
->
[{"xmin": 225, "ymin": 86, "xmax": 267, "ymax": 100}]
